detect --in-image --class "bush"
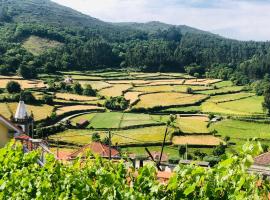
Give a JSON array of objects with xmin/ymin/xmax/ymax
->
[
  {"xmin": 213, "ymin": 143, "xmax": 226, "ymax": 156},
  {"xmin": 6, "ymin": 81, "xmax": 21, "ymax": 94},
  {"xmin": 72, "ymin": 82, "xmax": 83, "ymax": 95},
  {"xmin": 20, "ymin": 91, "xmax": 36, "ymax": 104},
  {"xmin": 83, "ymin": 84, "xmax": 96, "ymax": 96},
  {"xmin": 186, "ymin": 87, "xmax": 194, "ymax": 94},
  {"xmin": 18, "ymin": 65, "xmax": 37, "ymax": 79},
  {"xmin": 105, "ymin": 96, "xmax": 129, "ymax": 110},
  {"xmin": 92, "ymin": 132, "xmax": 101, "ymax": 142},
  {"xmin": 42, "ymin": 94, "xmax": 54, "ymax": 105}
]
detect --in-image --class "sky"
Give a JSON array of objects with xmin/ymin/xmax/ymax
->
[{"xmin": 51, "ymin": 0, "xmax": 270, "ymax": 41}]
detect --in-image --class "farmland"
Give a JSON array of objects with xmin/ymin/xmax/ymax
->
[{"xmin": 1, "ymin": 70, "xmax": 268, "ymax": 160}]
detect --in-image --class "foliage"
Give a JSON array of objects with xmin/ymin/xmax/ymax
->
[
  {"xmin": 83, "ymin": 84, "xmax": 96, "ymax": 96},
  {"xmin": 262, "ymin": 84, "xmax": 270, "ymax": 116},
  {"xmin": 92, "ymin": 132, "xmax": 101, "ymax": 142},
  {"xmin": 6, "ymin": 81, "xmax": 21, "ymax": 93},
  {"xmin": 105, "ymin": 96, "xmax": 129, "ymax": 110},
  {"xmin": 18, "ymin": 65, "xmax": 37, "ymax": 79},
  {"xmin": 0, "ymin": 141, "xmax": 269, "ymax": 199},
  {"xmin": 72, "ymin": 82, "xmax": 83, "ymax": 95},
  {"xmin": 213, "ymin": 143, "xmax": 226, "ymax": 156},
  {"xmin": 42, "ymin": 94, "xmax": 53, "ymax": 105},
  {"xmin": 20, "ymin": 90, "xmax": 36, "ymax": 104}
]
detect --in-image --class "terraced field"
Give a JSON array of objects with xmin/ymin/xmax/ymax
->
[
  {"xmin": 98, "ymin": 84, "xmax": 132, "ymax": 97},
  {"xmin": 56, "ymin": 105, "xmax": 105, "ymax": 115},
  {"xmin": 172, "ymin": 135, "xmax": 223, "ymax": 146},
  {"xmin": 55, "ymin": 93, "xmax": 99, "ymax": 101},
  {"xmin": 133, "ymin": 85, "xmax": 210, "ymax": 93}
]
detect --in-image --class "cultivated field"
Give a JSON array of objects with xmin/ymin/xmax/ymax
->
[
  {"xmin": 172, "ymin": 135, "xmax": 223, "ymax": 146},
  {"xmin": 176, "ymin": 116, "xmax": 210, "ymax": 134},
  {"xmin": 55, "ymin": 93, "xmax": 99, "ymax": 101},
  {"xmin": 56, "ymin": 105, "xmax": 105, "ymax": 115},
  {"xmin": 98, "ymin": 84, "xmax": 132, "ymax": 97},
  {"xmin": 0, "ymin": 77, "xmax": 46, "ymax": 89}
]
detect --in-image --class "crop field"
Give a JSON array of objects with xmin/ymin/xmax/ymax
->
[
  {"xmin": 176, "ymin": 116, "xmax": 210, "ymax": 134},
  {"xmin": 71, "ymin": 112, "xmax": 165, "ymax": 129},
  {"xmin": 201, "ymin": 96, "xmax": 265, "ymax": 115},
  {"xmin": 78, "ymin": 81, "xmax": 111, "ymax": 90},
  {"xmin": 133, "ymin": 92, "xmax": 208, "ymax": 109},
  {"xmin": 56, "ymin": 105, "xmax": 105, "ymax": 115},
  {"xmin": 160, "ymin": 106, "xmax": 201, "ymax": 113},
  {"xmin": 124, "ymin": 91, "xmax": 143, "ymax": 105},
  {"xmin": 183, "ymin": 79, "xmax": 221, "ymax": 85},
  {"xmin": 0, "ymin": 103, "xmax": 54, "ymax": 121},
  {"xmin": 172, "ymin": 135, "xmax": 223, "ymax": 146},
  {"xmin": 55, "ymin": 93, "xmax": 99, "ymax": 101},
  {"xmin": 207, "ymin": 92, "xmax": 255, "ymax": 103},
  {"xmin": 133, "ymin": 85, "xmax": 210, "ymax": 93},
  {"xmin": 197, "ymin": 86, "xmax": 244, "ymax": 95},
  {"xmin": 0, "ymin": 78, "xmax": 46, "ymax": 89},
  {"xmin": 107, "ymin": 80, "xmax": 150, "ymax": 85},
  {"xmin": 98, "ymin": 84, "xmax": 132, "ymax": 97}
]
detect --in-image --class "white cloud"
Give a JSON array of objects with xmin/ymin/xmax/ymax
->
[{"xmin": 52, "ymin": 0, "xmax": 270, "ymax": 41}]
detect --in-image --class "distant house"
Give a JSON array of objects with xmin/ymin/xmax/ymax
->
[
  {"xmin": 254, "ymin": 152, "xmax": 270, "ymax": 166},
  {"xmin": 64, "ymin": 76, "xmax": 73, "ymax": 84},
  {"xmin": 0, "ymin": 114, "xmax": 23, "ymax": 148},
  {"xmin": 76, "ymin": 119, "xmax": 89, "ymax": 128},
  {"xmin": 149, "ymin": 151, "xmax": 169, "ymax": 163},
  {"xmin": 68, "ymin": 142, "xmax": 120, "ymax": 160}
]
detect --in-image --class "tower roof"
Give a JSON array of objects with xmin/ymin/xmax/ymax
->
[{"xmin": 15, "ymin": 101, "xmax": 28, "ymax": 120}]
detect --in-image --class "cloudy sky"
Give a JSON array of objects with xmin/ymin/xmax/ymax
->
[{"xmin": 52, "ymin": 0, "xmax": 270, "ymax": 41}]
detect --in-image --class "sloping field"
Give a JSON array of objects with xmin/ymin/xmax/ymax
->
[
  {"xmin": 98, "ymin": 84, "xmax": 132, "ymax": 97},
  {"xmin": 56, "ymin": 105, "xmax": 105, "ymax": 115},
  {"xmin": 184, "ymin": 79, "xmax": 221, "ymax": 85},
  {"xmin": 78, "ymin": 81, "xmax": 111, "ymax": 90},
  {"xmin": 6, "ymin": 103, "xmax": 54, "ymax": 121},
  {"xmin": 23, "ymin": 36, "xmax": 62, "ymax": 55},
  {"xmin": 208, "ymin": 92, "xmax": 255, "ymax": 103},
  {"xmin": 145, "ymin": 80, "xmax": 185, "ymax": 86},
  {"xmin": 176, "ymin": 116, "xmax": 209, "ymax": 134},
  {"xmin": 133, "ymin": 92, "xmax": 208, "ymax": 109},
  {"xmin": 133, "ymin": 85, "xmax": 210, "ymax": 93},
  {"xmin": 172, "ymin": 135, "xmax": 223, "ymax": 146},
  {"xmin": 197, "ymin": 86, "xmax": 244, "ymax": 95},
  {"xmin": 49, "ymin": 126, "xmax": 170, "ymax": 146},
  {"xmin": 124, "ymin": 91, "xmax": 143, "ymax": 104},
  {"xmin": 0, "ymin": 103, "xmax": 12, "ymax": 118},
  {"xmin": 0, "ymin": 78, "xmax": 45, "ymax": 89},
  {"xmin": 107, "ymin": 80, "xmax": 150, "ymax": 85},
  {"xmin": 201, "ymin": 96, "xmax": 264, "ymax": 115},
  {"xmin": 55, "ymin": 93, "xmax": 99, "ymax": 101}
]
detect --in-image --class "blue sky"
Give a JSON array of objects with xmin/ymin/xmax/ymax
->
[{"xmin": 52, "ymin": 0, "xmax": 270, "ymax": 41}]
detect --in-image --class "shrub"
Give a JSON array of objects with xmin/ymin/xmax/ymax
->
[
  {"xmin": 213, "ymin": 143, "xmax": 226, "ymax": 156},
  {"xmin": 6, "ymin": 81, "xmax": 21, "ymax": 94},
  {"xmin": 20, "ymin": 91, "xmax": 36, "ymax": 104},
  {"xmin": 105, "ymin": 96, "xmax": 129, "ymax": 110},
  {"xmin": 72, "ymin": 82, "xmax": 83, "ymax": 95},
  {"xmin": 83, "ymin": 84, "xmax": 96, "ymax": 96},
  {"xmin": 92, "ymin": 132, "xmax": 101, "ymax": 142},
  {"xmin": 42, "ymin": 94, "xmax": 54, "ymax": 105},
  {"xmin": 186, "ymin": 87, "xmax": 194, "ymax": 94}
]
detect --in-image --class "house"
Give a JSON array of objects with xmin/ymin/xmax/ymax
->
[
  {"xmin": 254, "ymin": 152, "xmax": 270, "ymax": 166},
  {"xmin": 64, "ymin": 76, "xmax": 73, "ymax": 84},
  {"xmin": 68, "ymin": 142, "xmax": 120, "ymax": 160},
  {"xmin": 149, "ymin": 151, "xmax": 169, "ymax": 163},
  {"xmin": 0, "ymin": 114, "xmax": 23, "ymax": 148},
  {"xmin": 76, "ymin": 119, "xmax": 89, "ymax": 128}
]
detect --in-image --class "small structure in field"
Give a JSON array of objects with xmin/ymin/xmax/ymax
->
[
  {"xmin": 254, "ymin": 152, "xmax": 270, "ymax": 166},
  {"xmin": 64, "ymin": 76, "xmax": 73, "ymax": 84},
  {"xmin": 149, "ymin": 151, "xmax": 169, "ymax": 163},
  {"xmin": 68, "ymin": 142, "xmax": 120, "ymax": 160},
  {"xmin": 76, "ymin": 119, "xmax": 89, "ymax": 128}
]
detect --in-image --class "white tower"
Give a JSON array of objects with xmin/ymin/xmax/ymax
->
[{"xmin": 13, "ymin": 100, "xmax": 34, "ymax": 137}]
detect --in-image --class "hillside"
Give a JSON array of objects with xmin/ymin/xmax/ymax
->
[{"xmin": 0, "ymin": 0, "xmax": 270, "ymax": 84}]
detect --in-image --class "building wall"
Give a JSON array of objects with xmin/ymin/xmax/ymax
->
[{"xmin": 0, "ymin": 122, "xmax": 9, "ymax": 148}]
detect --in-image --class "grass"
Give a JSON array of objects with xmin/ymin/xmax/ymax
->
[
  {"xmin": 172, "ymin": 135, "xmax": 223, "ymax": 146},
  {"xmin": 133, "ymin": 92, "xmax": 207, "ymax": 109},
  {"xmin": 71, "ymin": 112, "xmax": 165, "ymax": 129},
  {"xmin": 22, "ymin": 36, "xmax": 62, "ymax": 56},
  {"xmin": 78, "ymin": 81, "xmax": 111, "ymax": 90},
  {"xmin": 207, "ymin": 92, "xmax": 255, "ymax": 103},
  {"xmin": 133, "ymin": 85, "xmax": 210, "ymax": 93},
  {"xmin": 55, "ymin": 93, "xmax": 99, "ymax": 101},
  {"xmin": 98, "ymin": 84, "xmax": 132, "ymax": 97},
  {"xmin": 176, "ymin": 116, "xmax": 210, "ymax": 134},
  {"xmin": 213, "ymin": 81, "xmax": 233, "ymax": 88},
  {"xmin": 0, "ymin": 78, "xmax": 45, "ymax": 89},
  {"xmin": 184, "ymin": 79, "xmax": 221, "ymax": 85},
  {"xmin": 160, "ymin": 106, "xmax": 201, "ymax": 113},
  {"xmin": 197, "ymin": 86, "xmax": 244, "ymax": 95},
  {"xmin": 56, "ymin": 105, "xmax": 105, "ymax": 115},
  {"xmin": 0, "ymin": 103, "xmax": 12, "ymax": 117},
  {"xmin": 201, "ymin": 96, "xmax": 265, "ymax": 116},
  {"xmin": 3, "ymin": 103, "xmax": 54, "ymax": 121},
  {"xmin": 49, "ymin": 126, "xmax": 170, "ymax": 146}
]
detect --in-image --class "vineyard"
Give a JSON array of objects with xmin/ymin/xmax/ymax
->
[{"xmin": 0, "ymin": 141, "xmax": 269, "ymax": 199}]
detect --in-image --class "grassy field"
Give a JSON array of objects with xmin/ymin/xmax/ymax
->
[
  {"xmin": 49, "ymin": 126, "xmax": 170, "ymax": 146},
  {"xmin": 160, "ymin": 106, "xmax": 201, "ymax": 113},
  {"xmin": 172, "ymin": 135, "xmax": 223, "ymax": 146},
  {"xmin": 0, "ymin": 78, "xmax": 45, "ymax": 89},
  {"xmin": 133, "ymin": 92, "xmax": 207, "ymax": 109},
  {"xmin": 176, "ymin": 116, "xmax": 210, "ymax": 134},
  {"xmin": 201, "ymin": 96, "xmax": 265, "ymax": 115},
  {"xmin": 98, "ymin": 84, "xmax": 132, "ymax": 97},
  {"xmin": 197, "ymin": 86, "xmax": 244, "ymax": 95},
  {"xmin": 55, "ymin": 93, "xmax": 99, "ymax": 101},
  {"xmin": 0, "ymin": 102, "xmax": 54, "ymax": 120},
  {"xmin": 56, "ymin": 105, "xmax": 105, "ymax": 115},
  {"xmin": 22, "ymin": 36, "xmax": 62, "ymax": 56},
  {"xmin": 124, "ymin": 91, "xmax": 142, "ymax": 104},
  {"xmin": 133, "ymin": 85, "xmax": 210, "ymax": 93},
  {"xmin": 184, "ymin": 79, "xmax": 221, "ymax": 85},
  {"xmin": 78, "ymin": 81, "xmax": 111, "ymax": 90},
  {"xmin": 207, "ymin": 92, "xmax": 255, "ymax": 103},
  {"xmin": 71, "ymin": 112, "xmax": 165, "ymax": 129}
]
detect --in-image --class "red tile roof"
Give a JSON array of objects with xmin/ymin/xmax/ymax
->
[
  {"xmin": 254, "ymin": 152, "xmax": 270, "ymax": 166},
  {"xmin": 69, "ymin": 142, "xmax": 120, "ymax": 159},
  {"xmin": 15, "ymin": 134, "xmax": 31, "ymax": 140},
  {"xmin": 149, "ymin": 151, "xmax": 169, "ymax": 163}
]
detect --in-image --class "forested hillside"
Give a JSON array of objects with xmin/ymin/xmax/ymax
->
[{"xmin": 1, "ymin": 0, "xmax": 270, "ymax": 84}]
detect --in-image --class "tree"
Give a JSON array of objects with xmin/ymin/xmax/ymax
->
[
  {"xmin": 213, "ymin": 143, "xmax": 226, "ymax": 156},
  {"xmin": 18, "ymin": 65, "xmax": 37, "ymax": 79},
  {"xmin": 72, "ymin": 82, "xmax": 83, "ymax": 95},
  {"xmin": 262, "ymin": 84, "xmax": 270, "ymax": 116},
  {"xmin": 83, "ymin": 84, "xmax": 96, "ymax": 96},
  {"xmin": 92, "ymin": 132, "xmax": 101, "ymax": 142},
  {"xmin": 42, "ymin": 94, "xmax": 53, "ymax": 105},
  {"xmin": 20, "ymin": 91, "xmax": 36, "ymax": 104},
  {"xmin": 6, "ymin": 81, "xmax": 21, "ymax": 93},
  {"xmin": 194, "ymin": 73, "xmax": 200, "ymax": 82},
  {"xmin": 105, "ymin": 96, "xmax": 129, "ymax": 110},
  {"xmin": 186, "ymin": 87, "xmax": 194, "ymax": 94},
  {"xmin": 178, "ymin": 145, "xmax": 186, "ymax": 159}
]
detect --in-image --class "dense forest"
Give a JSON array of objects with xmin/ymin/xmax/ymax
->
[{"xmin": 1, "ymin": 0, "xmax": 270, "ymax": 85}]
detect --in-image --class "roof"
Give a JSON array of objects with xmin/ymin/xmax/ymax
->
[
  {"xmin": 15, "ymin": 134, "xmax": 31, "ymax": 140},
  {"xmin": 76, "ymin": 120, "xmax": 89, "ymax": 126},
  {"xmin": 69, "ymin": 142, "xmax": 120, "ymax": 159},
  {"xmin": 0, "ymin": 114, "xmax": 23, "ymax": 134},
  {"xmin": 14, "ymin": 101, "xmax": 28, "ymax": 120},
  {"xmin": 254, "ymin": 152, "xmax": 270, "ymax": 166},
  {"xmin": 149, "ymin": 151, "xmax": 169, "ymax": 162}
]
